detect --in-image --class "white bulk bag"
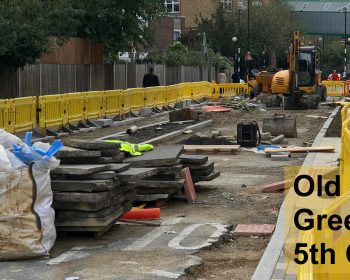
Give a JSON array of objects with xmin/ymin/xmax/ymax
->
[{"xmin": 0, "ymin": 163, "xmax": 56, "ymax": 260}]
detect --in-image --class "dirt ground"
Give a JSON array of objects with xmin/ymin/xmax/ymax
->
[{"xmin": 59, "ymin": 105, "xmax": 333, "ymax": 280}]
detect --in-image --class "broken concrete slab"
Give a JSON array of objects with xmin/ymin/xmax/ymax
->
[
  {"xmin": 106, "ymin": 164, "xmax": 130, "ymax": 173},
  {"xmin": 270, "ymin": 134, "xmax": 285, "ymax": 145},
  {"xmin": 132, "ymin": 179, "xmax": 184, "ymax": 195},
  {"xmin": 234, "ymin": 224, "xmax": 275, "ymax": 236},
  {"xmin": 53, "ymin": 190, "xmax": 125, "ymax": 211},
  {"xmin": 63, "ymin": 138, "xmax": 120, "ymax": 150},
  {"xmin": 55, "ymin": 210, "xmax": 123, "ymax": 227},
  {"xmin": 182, "ymin": 162, "xmax": 214, "ymax": 170},
  {"xmin": 169, "ymin": 108, "xmax": 199, "ymax": 122},
  {"xmin": 124, "ymin": 145, "xmax": 183, "ymax": 167},
  {"xmin": 56, "ymin": 146, "xmax": 101, "ymax": 158},
  {"xmin": 157, "ymin": 165, "xmax": 182, "ymax": 176},
  {"xmin": 60, "ymin": 154, "xmax": 124, "ymax": 164},
  {"xmin": 189, "ymin": 165, "xmax": 215, "ymax": 176},
  {"xmin": 139, "ymin": 107, "xmax": 153, "ymax": 117},
  {"xmin": 193, "ymin": 171, "xmax": 220, "ymax": 182},
  {"xmin": 51, "ymin": 164, "xmax": 110, "ymax": 175},
  {"xmin": 290, "ymin": 153, "xmax": 308, "ymax": 158},
  {"xmin": 117, "ymin": 168, "xmax": 158, "ymax": 183},
  {"xmin": 179, "ymin": 155, "xmax": 209, "ymax": 165},
  {"xmin": 261, "ymin": 180, "xmax": 292, "ymax": 193},
  {"xmin": 51, "ymin": 179, "xmax": 118, "ymax": 193},
  {"xmin": 56, "ymin": 204, "xmax": 123, "ymax": 219},
  {"xmin": 52, "ymin": 171, "xmax": 117, "ymax": 180},
  {"xmin": 94, "ymin": 119, "xmax": 113, "ymax": 127},
  {"xmin": 101, "ymin": 149, "xmax": 121, "ymax": 157},
  {"xmin": 260, "ymin": 132, "xmax": 272, "ymax": 141},
  {"xmin": 134, "ymin": 194, "xmax": 169, "ymax": 202}
]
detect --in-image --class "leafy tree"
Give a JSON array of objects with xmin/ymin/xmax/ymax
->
[
  {"xmin": 0, "ymin": 0, "xmax": 165, "ymax": 70},
  {"xmin": 195, "ymin": 0, "xmax": 299, "ymax": 68},
  {"xmin": 323, "ymin": 39, "xmax": 344, "ymax": 75}
]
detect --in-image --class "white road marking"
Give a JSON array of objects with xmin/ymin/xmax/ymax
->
[
  {"xmin": 46, "ymin": 251, "xmax": 90, "ymax": 266},
  {"xmin": 168, "ymin": 223, "xmax": 229, "ymax": 250},
  {"xmin": 149, "ymin": 270, "xmax": 181, "ymax": 279},
  {"xmin": 123, "ymin": 217, "xmax": 183, "ymax": 251}
]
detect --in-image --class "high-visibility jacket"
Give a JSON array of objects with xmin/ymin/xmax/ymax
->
[{"xmin": 104, "ymin": 140, "xmax": 154, "ymax": 156}]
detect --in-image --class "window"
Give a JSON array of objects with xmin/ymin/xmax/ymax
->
[
  {"xmin": 173, "ymin": 18, "xmax": 181, "ymax": 41},
  {"xmin": 220, "ymin": 0, "xmax": 232, "ymax": 12},
  {"xmin": 165, "ymin": 0, "xmax": 180, "ymax": 13}
]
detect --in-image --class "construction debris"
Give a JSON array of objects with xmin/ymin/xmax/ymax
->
[
  {"xmin": 270, "ymin": 134, "xmax": 286, "ymax": 145},
  {"xmin": 265, "ymin": 146, "xmax": 335, "ymax": 154},
  {"xmin": 234, "ymin": 224, "xmax": 276, "ymax": 236}
]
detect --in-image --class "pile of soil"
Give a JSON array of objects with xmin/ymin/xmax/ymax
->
[{"xmin": 179, "ymin": 135, "xmax": 235, "ymax": 145}]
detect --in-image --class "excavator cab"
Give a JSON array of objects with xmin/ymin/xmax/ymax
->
[{"xmin": 298, "ymin": 46, "xmax": 321, "ymax": 88}]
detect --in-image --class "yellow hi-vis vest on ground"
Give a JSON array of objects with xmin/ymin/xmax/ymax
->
[{"xmin": 104, "ymin": 140, "xmax": 154, "ymax": 156}]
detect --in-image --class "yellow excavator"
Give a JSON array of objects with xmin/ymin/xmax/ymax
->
[{"xmin": 254, "ymin": 31, "xmax": 326, "ymax": 109}]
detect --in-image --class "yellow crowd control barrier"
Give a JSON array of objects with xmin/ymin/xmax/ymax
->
[
  {"xmin": 143, "ymin": 87, "xmax": 156, "ymax": 108},
  {"xmin": 7, "ymin": 97, "xmax": 36, "ymax": 133},
  {"xmin": 154, "ymin": 86, "xmax": 167, "ymax": 108},
  {"xmin": 0, "ymin": 100, "xmax": 8, "ymax": 131},
  {"xmin": 322, "ymin": 80, "xmax": 344, "ymax": 97},
  {"xmin": 2, "ymin": 81, "xmax": 249, "ymax": 133},
  {"xmin": 39, "ymin": 94, "xmax": 66, "ymax": 129},
  {"xmin": 65, "ymin": 92, "xmax": 85, "ymax": 124},
  {"xmin": 84, "ymin": 91, "xmax": 103, "ymax": 120},
  {"xmin": 104, "ymin": 90, "xmax": 123, "ymax": 117},
  {"xmin": 217, "ymin": 83, "xmax": 250, "ymax": 98}
]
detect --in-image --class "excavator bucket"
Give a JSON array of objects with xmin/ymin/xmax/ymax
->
[{"xmin": 262, "ymin": 114, "xmax": 297, "ymax": 138}]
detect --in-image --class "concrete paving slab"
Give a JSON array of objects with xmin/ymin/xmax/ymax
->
[
  {"xmin": 117, "ymin": 168, "xmax": 158, "ymax": 183},
  {"xmin": 56, "ymin": 146, "xmax": 101, "ymax": 158},
  {"xmin": 52, "ymin": 179, "xmax": 118, "ymax": 192},
  {"xmin": 52, "ymin": 164, "xmax": 110, "ymax": 175}
]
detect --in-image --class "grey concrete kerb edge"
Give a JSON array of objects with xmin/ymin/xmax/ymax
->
[
  {"xmin": 140, "ymin": 120, "xmax": 213, "ymax": 145},
  {"xmin": 251, "ymin": 106, "xmax": 341, "ymax": 280}
]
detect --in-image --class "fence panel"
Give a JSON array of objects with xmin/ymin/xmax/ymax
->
[
  {"xmin": 126, "ymin": 88, "xmax": 144, "ymax": 111},
  {"xmin": 143, "ymin": 87, "xmax": 156, "ymax": 108},
  {"xmin": 166, "ymin": 84, "xmax": 181, "ymax": 105},
  {"xmin": 104, "ymin": 90, "xmax": 123, "ymax": 117},
  {"xmin": 0, "ymin": 100, "xmax": 8, "ymax": 131},
  {"xmin": 39, "ymin": 94, "xmax": 66, "ymax": 129},
  {"xmin": 154, "ymin": 86, "xmax": 167, "ymax": 108},
  {"xmin": 84, "ymin": 91, "xmax": 103, "ymax": 120},
  {"xmin": 8, "ymin": 97, "xmax": 36, "ymax": 133},
  {"xmin": 322, "ymin": 81, "xmax": 344, "ymax": 97},
  {"xmin": 65, "ymin": 92, "xmax": 85, "ymax": 123}
]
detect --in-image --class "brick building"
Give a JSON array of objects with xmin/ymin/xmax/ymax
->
[{"xmin": 150, "ymin": 0, "xmax": 236, "ymax": 50}]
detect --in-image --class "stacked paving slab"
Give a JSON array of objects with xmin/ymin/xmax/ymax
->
[
  {"xmin": 179, "ymin": 155, "xmax": 220, "ymax": 183},
  {"xmin": 51, "ymin": 139, "xmax": 157, "ymax": 234},
  {"xmin": 124, "ymin": 146, "xmax": 221, "ymax": 202}
]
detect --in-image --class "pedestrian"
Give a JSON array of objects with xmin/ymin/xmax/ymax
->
[
  {"xmin": 217, "ymin": 69, "xmax": 227, "ymax": 84},
  {"xmin": 231, "ymin": 71, "xmax": 240, "ymax": 83},
  {"xmin": 330, "ymin": 70, "xmax": 340, "ymax": 81},
  {"xmin": 143, "ymin": 67, "xmax": 160, "ymax": 88}
]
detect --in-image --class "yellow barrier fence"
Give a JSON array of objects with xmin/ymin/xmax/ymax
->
[
  {"xmin": 216, "ymin": 83, "xmax": 250, "ymax": 98},
  {"xmin": 1, "ymin": 81, "xmax": 253, "ymax": 133},
  {"xmin": 143, "ymin": 87, "xmax": 156, "ymax": 108},
  {"xmin": 39, "ymin": 94, "xmax": 66, "ymax": 129},
  {"xmin": 104, "ymin": 90, "xmax": 123, "ymax": 117},
  {"xmin": 0, "ymin": 100, "xmax": 8, "ymax": 131},
  {"xmin": 65, "ymin": 92, "xmax": 85, "ymax": 124},
  {"xmin": 84, "ymin": 91, "xmax": 104, "ymax": 120},
  {"xmin": 322, "ymin": 81, "xmax": 344, "ymax": 97},
  {"xmin": 341, "ymin": 103, "xmax": 350, "ymax": 194},
  {"xmin": 7, "ymin": 97, "xmax": 36, "ymax": 133},
  {"xmin": 154, "ymin": 86, "xmax": 167, "ymax": 108}
]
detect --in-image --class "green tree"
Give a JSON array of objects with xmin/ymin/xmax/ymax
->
[
  {"xmin": 0, "ymin": 0, "xmax": 165, "ymax": 70},
  {"xmin": 195, "ymin": 0, "xmax": 299, "ymax": 68},
  {"xmin": 323, "ymin": 40, "xmax": 344, "ymax": 74}
]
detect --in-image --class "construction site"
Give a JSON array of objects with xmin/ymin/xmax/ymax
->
[{"xmin": 3, "ymin": 2, "xmax": 350, "ymax": 275}]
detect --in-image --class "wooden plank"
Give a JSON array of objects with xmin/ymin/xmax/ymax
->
[
  {"xmin": 265, "ymin": 146, "xmax": 335, "ymax": 154},
  {"xmin": 184, "ymin": 145, "xmax": 240, "ymax": 154}
]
